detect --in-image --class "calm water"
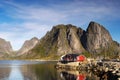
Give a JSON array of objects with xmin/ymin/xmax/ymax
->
[{"xmin": 0, "ymin": 60, "xmax": 119, "ymax": 80}]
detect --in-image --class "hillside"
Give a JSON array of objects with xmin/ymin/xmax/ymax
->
[
  {"xmin": 21, "ymin": 21, "xmax": 120, "ymax": 59},
  {"xmin": 17, "ymin": 37, "xmax": 39, "ymax": 56},
  {"xmin": 0, "ymin": 38, "xmax": 13, "ymax": 58},
  {"xmin": 0, "ymin": 21, "xmax": 119, "ymax": 59}
]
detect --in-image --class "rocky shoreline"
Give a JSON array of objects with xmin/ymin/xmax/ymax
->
[
  {"xmin": 89, "ymin": 61, "xmax": 120, "ymax": 80},
  {"xmin": 55, "ymin": 59, "xmax": 120, "ymax": 80}
]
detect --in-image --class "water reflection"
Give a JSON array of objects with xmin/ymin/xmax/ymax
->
[
  {"xmin": 30, "ymin": 62, "xmax": 58, "ymax": 80},
  {"xmin": 0, "ymin": 60, "xmax": 57, "ymax": 80},
  {"xmin": 59, "ymin": 71, "xmax": 86, "ymax": 80},
  {"xmin": 0, "ymin": 60, "xmax": 119, "ymax": 80},
  {"xmin": 57, "ymin": 69, "xmax": 120, "ymax": 80},
  {"xmin": 8, "ymin": 65, "xmax": 24, "ymax": 80},
  {"xmin": 57, "ymin": 69, "xmax": 100, "ymax": 80}
]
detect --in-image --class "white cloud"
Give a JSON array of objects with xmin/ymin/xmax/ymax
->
[
  {"xmin": 2, "ymin": 0, "xmax": 119, "ymax": 28},
  {"xmin": 0, "ymin": 31, "xmax": 24, "ymax": 50},
  {"xmin": 0, "ymin": 0, "xmax": 120, "ymax": 50},
  {"xmin": 3, "ymin": 0, "xmax": 116, "ymax": 24},
  {"xmin": 0, "ymin": 22, "xmax": 52, "ymax": 50},
  {"xmin": 2, "ymin": 1, "xmax": 67, "ymax": 23},
  {"xmin": 3, "ymin": 0, "xmax": 120, "ymax": 20},
  {"xmin": 16, "ymin": 8, "xmax": 66, "ymax": 22}
]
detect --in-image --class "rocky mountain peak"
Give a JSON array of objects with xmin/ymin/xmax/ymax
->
[
  {"xmin": 17, "ymin": 37, "xmax": 39, "ymax": 55},
  {"xmin": 28, "ymin": 24, "xmax": 85, "ymax": 58},
  {"xmin": 52, "ymin": 24, "xmax": 85, "ymax": 54},
  {"xmin": 16, "ymin": 21, "xmax": 120, "ymax": 59},
  {"xmin": 87, "ymin": 21, "xmax": 110, "ymax": 35},
  {"xmin": 0, "ymin": 38, "xmax": 13, "ymax": 57},
  {"xmin": 85, "ymin": 21, "xmax": 113, "ymax": 53}
]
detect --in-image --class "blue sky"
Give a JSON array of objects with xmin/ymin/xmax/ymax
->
[{"xmin": 0, "ymin": 0, "xmax": 120, "ymax": 50}]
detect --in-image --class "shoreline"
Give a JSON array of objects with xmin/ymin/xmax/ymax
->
[{"xmin": 0, "ymin": 59, "xmax": 58, "ymax": 62}]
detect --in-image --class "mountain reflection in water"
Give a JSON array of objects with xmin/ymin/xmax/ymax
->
[
  {"xmin": 8, "ymin": 65, "xmax": 24, "ymax": 80},
  {"xmin": 57, "ymin": 70, "xmax": 99, "ymax": 80},
  {"xmin": 0, "ymin": 60, "xmax": 58, "ymax": 80},
  {"xmin": 59, "ymin": 71, "xmax": 85, "ymax": 80},
  {"xmin": 0, "ymin": 60, "xmax": 119, "ymax": 80},
  {"xmin": 57, "ymin": 69, "xmax": 120, "ymax": 80}
]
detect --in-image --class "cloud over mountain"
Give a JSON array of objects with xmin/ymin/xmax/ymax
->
[{"xmin": 0, "ymin": 0, "xmax": 120, "ymax": 50}]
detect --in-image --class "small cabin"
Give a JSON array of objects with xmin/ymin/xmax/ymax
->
[
  {"xmin": 76, "ymin": 55, "xmax": 86, "ymax": 62},
  {"xmin": 60, "ymin": 54, "xmax": 86, "ymax": 63}
]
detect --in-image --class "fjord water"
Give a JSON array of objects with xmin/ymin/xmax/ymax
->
[
  {"xmin": 0, "ymin": 60, "xmax": 113, "ymax": 80},
  {"xmin": 0, "ymin": 60, "xmax": 57, "ymax": 80}
]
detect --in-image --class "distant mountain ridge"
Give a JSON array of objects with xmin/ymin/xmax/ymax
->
[
  {"xmin": 0, "ymin": 38, "xmax": 13, "ymax": 58},
  {"xmin": 17, "ymin": 37, "xmax": 39, "ymax": 55},
  {"xmin": 21, "ymin": 21, "xmax": 120, "ymax": 59},
  {"xmin": 0, "ymin": 21, "xmax": 120, "ymax": 59}
]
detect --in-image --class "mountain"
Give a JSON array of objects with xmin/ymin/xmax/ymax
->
[
  {"xmin": 82, "ymin": 22, "xmax": 120, "ymax": 58},
  {"xmin": 0, "ymin": 21, "xmax": 119, "ymax": 59},
  {"xmin": 84, "ymin": 22, "xmax": 113, "ymax": 53},
  {"xmin": 17, "ymin": 37, "xmax": 39, "ymax": 56},
  {"xmin": 23, "ymin": 21, "xmax": 120, "ymax": 59},
  {"xmin": 0, "ymin": 38, "xmax": 13, "ymax": 57},
  {"xmin": 22, "ymin": 24, "xmax": 85, "ymax": 59}
]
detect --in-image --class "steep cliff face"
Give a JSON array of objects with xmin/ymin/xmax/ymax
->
[
  {"xmin": 66, "ymin": 25, "xmax": 85, "ymax": 53},
  {"xmin": 0, "ymin": 38, "xmax": 13, "ymax": 57},
  {"xmin": 27, "ymin": 24, "xmax": 85, "ymax": 58},
  {"xmin": 0, "ymin": 21, "xmax": 119, "ymax": 59},
  {"xmin": 85, "ymin": 22, "xmax": 113, "ymax": 53},
  {"xmin": 56, "ymin": 24, "xmax": 85, "ymax": 54},
  {"xmin": 22, "ymin": 21, "xmax": 120, "ymax": 59},
  {"xmin": 17, "ymin": 37, "xmax": 39, "ymax": 55}
]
